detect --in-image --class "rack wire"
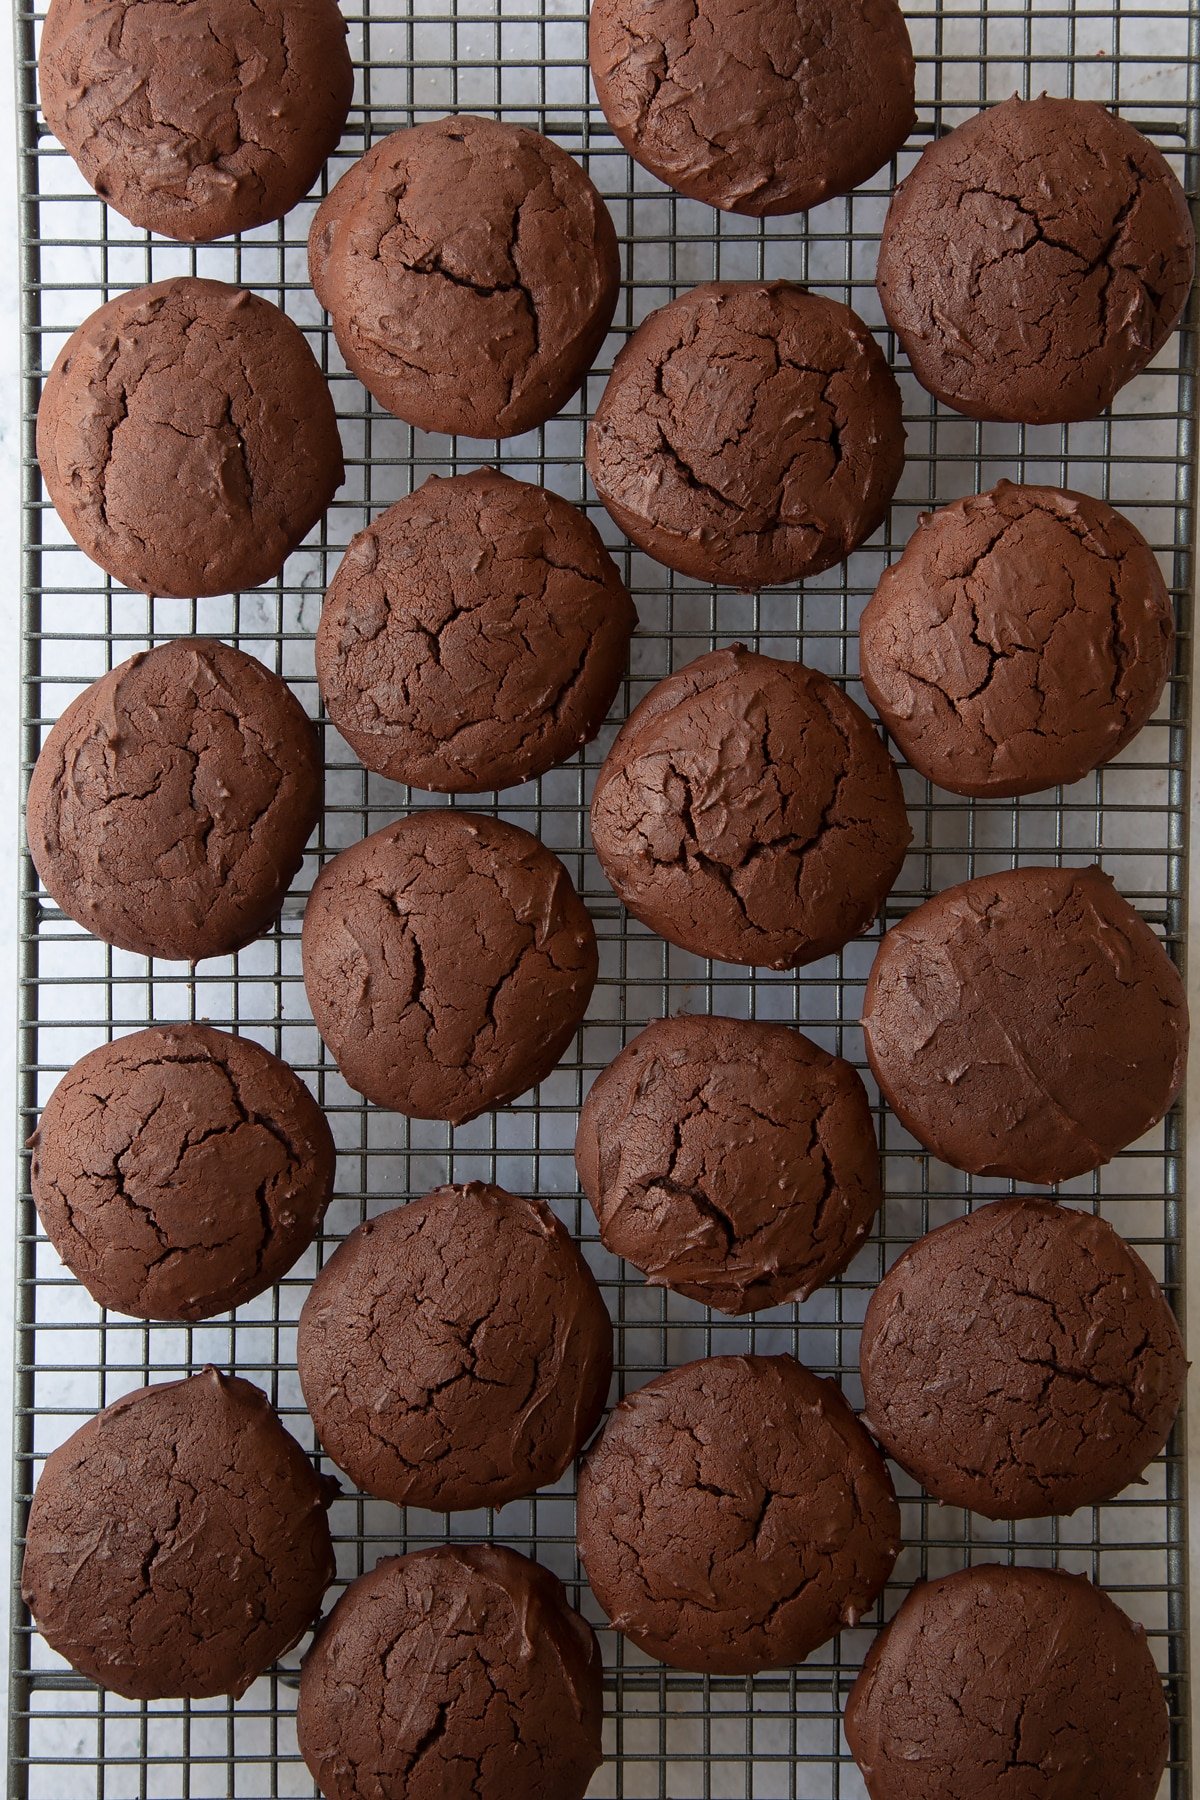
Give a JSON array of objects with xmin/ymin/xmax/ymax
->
[{"xmin": 10, "ymin": 0, "xmax": 1198, "ymax": 1795}]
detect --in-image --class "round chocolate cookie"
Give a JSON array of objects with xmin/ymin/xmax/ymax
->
[
  {"xmin": 302, "ymin": 811, "xmax": 596, "ymax": 1122},
  {"xmin": 26, "ymin": 638, "xmax": 322, "ymax": 962},
  {"xmin": 860, "ymin": 1198, "xmax": 1186, "ymax": 1519},
  {"xmin": 590, "ymin": 0, "xmax": 915, "ymax": 217},
  {"xmin": 876, "ymin": 96, "xmax": 1195, "ymax": 424},
  {"xmin": 297, "ymin": 1545, "xmax": 603, "ymax": 1800},
  {"xmin": 316, "ymin": 469, "xmax": 636, "ymax": 792},
  {"xmin": 576, "ymin": 1013, "xmax": 881, "ymax": 1313},
  {"xmin": 586, "ymin": 281, "xmax": 904, "ymax": 589},
  {"xmin": 298, "ymin": 1184, "xmax": 612, "ymax": 1511},
  {"xmin": 590, "ymin": 646, "xmax": 911, "ymax": 969},
  {"xmin": 844, "ymin": 1564, "xmax": 1170, "ymax": 1800},
  {"xmin": 38, "ymin": 278, "xmax": 342, "ymax": 598},
  {"xmin": 30, "ymin": 1024, "xmax": 335, "ymax": 1322},
  {"xmin": 22, "ymin": 1369, "xmax": 336, "ymax": 1700},
  {"xmin": 309, "ymin": 115, "xmax": 620, "ymax": 439},
  {"xmin": 39, "ymin": 0, "xmax": 352, "ymax": 241},
  {"xmin": 577, "ymin": 1355, "xmax": 899, "ymax": 1673},
  {"xmin": 862, "ymin": 864, "xmax": 1189, "ymax": 1184},
  {"xmin": 860, "ymin": 482, "xmax": 1175, "ymax": 797}
]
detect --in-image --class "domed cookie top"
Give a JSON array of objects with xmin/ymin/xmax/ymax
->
[
  {"xmin": 844, "ymin": 1564, "xmax": 1170, "ymax": 1800},
  {"xmin": 577, "ymin": 1354, "xmax": 899, "ymax": 1673},
  {"xmin": 860, "ymin": 482, "xmax": 1175, "ymax": 797},
  {"xmin": 317, "ymin": 469, "xmax": 636, "ymax": 792},
  {"xmin": 590, "ymin": 647, "xmax": 911, "ymax": 969},
  {"xmin": 876, "ymin": 96, "xmax": 1195, "ymax": 423},
  {"xmin": 862, "ymin": 864, "xmax": 1188, "ymax": 1184},
  {"xmin": 26, "ymin": 638, "xmax": 323, "ymax": 962},
  {"xmin": 576, "ymin": 1013, "xmax": 881, "ymax": 1313},
  {"xmin": 860, "ymin": 1198, "xmax": 1186, "ymax": 1518},
  {"xmin": 31, "ymin": 1024, "xmax": 334, "ymax": 1321},
  {"xmin": 37, "ymin": 278, "xmax": 343, "ymax": 597},
  {"xmin": 39, "ymin": 0, "xmax": 352, "ymax": 241},
  {"xmin": 309, "ymin": 115, "xmax": 620, "ymax": 439},
  {"xmin": 22, "ymin": 1369, "xmax": 335, "ymax": 1699},
  {"xmin": 587, "ymin": 282, "xmax": 904, "ymax": 588}
]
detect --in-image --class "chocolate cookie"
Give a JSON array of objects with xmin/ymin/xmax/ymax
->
[
  {"xmin": 298, "ymin": 1184, "xmax": 612, "ymax": 1510},
  {"xmin": 22, "ymin": 1369, "xmax": 336, "ymax": 1700},
  {"xmin": 297, "ymin": 1545, "xmax": 603, "ymax": 1800},
  {"xmin": 30, "ymin": 1024, "xmax": 335, "ymax": 1321},
  {"xmin": 576, "ymin": 1355, "xmax": 899, "ymax": 1673},
  {"xmin": 860, "ymin": 1198, "xmax": 1186, "ymax": 1519},
  {"xmin": 844, "ymin": 1565, "xmax": 1170, "ymax": 1800},
  {"xmin": 590, "ymin": 647, "xmax": 911, "ymax": 969},
  {"xmin": 309, "ymin": 115, "xmax": 620, "ymax": 439},
  {"xmin": 860, "ymin": 482, "xmax": 1176, "ymax": 797},
  {"xmin": 26, "ymin": 638, "xmax": 322, "ymax": 962},
  {"xmin": 576, "ymin": 1013, "xmax": 881, "ymax": 1313},
  {"xmin": 876, "ymin": 96, "xmax": 1195, "ymax": 424},
  {"xmin": 302, "ymin": 811, "xmax": 596, "ymax": 1122},
  {"xmin": 590, "ymin": 0, "xmax": 915, "ymax": 216},
  {"xmin": 586, "ymin": 281, "xmax": 904, "ymax": 588},
  {"xmin": 316, "ymin": 469, "xmax": 636, "ymax": 792},
  {"xmin": 39, "ymin": 0, "xmax": 352, "ymax": 241},
  {"xmin": 37, "ymin": 278, "xmax": 343, "ymax": 597},
  {"xmin": 862, "ymin": 864, "xmax": 1189, "ymax": 1184}
]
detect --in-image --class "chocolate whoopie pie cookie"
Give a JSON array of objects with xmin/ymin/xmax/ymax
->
[
  {"xmin": 859, "ymin": 1198, "xmax": 1186, "ymax": 1518},
  {"xmin": 37, "ymin": 278, "xmax": 343, "ymax": 597},
  {"xmin": 26, "ymin": 638, "xmax": 322, "ymax": 962},
  {"xmin": 862, "ymin": 864, "xmax": 1189, "ymax": 1184},
  {"xmin": 309, "ymin": 115, "xmax": 620, "ymax": 439},
  {"xmin": 39, "ymin": 0, "xmax": 352, "ymax": 241},
  {"xmin": 860, "ymin": 482, "xmax": 1175, "ymax": 797},
  {"xmin": 298, "ymin": 1545, "xmax": 603, "ymax": 1800},
  {"xmin": 586, "ymin": 281, "xmax": 904, "ymax": 588},
  {"xmin": 22, "ymin": 1369, "xmax": 336, "ymax": 1700},
  {"xmin": 576, "ymin": 1014, "xmax": 881, "ymax": 1313},
  {"xmin": 876, "ymin": 96, "xmax": 1195, "ymax": 424},
  {"xmin": 590, "ymin": 0, "xmax": 915, "ymax": 216},
  {"xmin": 317, "ymin": 469, "xmax": 636, "ymax": 792},
  {"xmin": 844, "ymin": 1565, "xmax": 1170, "ymax": 1800},
  {"xmin": 577, "ymin": 1355, "xmax": 899, "ymax": 1673},
  {"xmin": 30, "ymin": 1024, "xmax": 334, "ymax": 1322},
  {"xmin": 298, "ymin": 1184, "xmax": 612, "ymax": 1511},
  {"xmin": 302, "ymin": 811, "xmax": 596, "ymax": 1122},
  {"xmin": 590, "ymin": 647, "xmax": 911, "ymax": 969}
]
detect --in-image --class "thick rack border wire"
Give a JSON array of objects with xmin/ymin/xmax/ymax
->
[{"xmin": 10, "ymin": 3, "xmax": 1200, "ymax": 1797}]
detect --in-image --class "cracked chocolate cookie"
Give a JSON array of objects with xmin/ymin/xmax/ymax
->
[
  {"xmin": 862, "ymin": 864, "xmax": 1189, "ymax": 1184},
  {"xmin": 876, "ymin": 96, "xmax": 1195, "ymax": 424},
  {"xmin": 30, "ymin": 1024, "xmax": 335, "ymax": 1321},
  {"xmin": 22, "ymin": 1368, "xmax": 336, "ymax": 1700},
  {"xmin": 577, "ymin": 1354, "xmax": 900, "ymax": 1673},
  {"xmin": 590, "ymin": 0, "xmax": 915, "ymax": 217},
  {"xmin": 38, "ymin": 0, "xmax": 352, "ymax": 241},
  {"xmin": 860, "ymin": 481, "xmax": 1175, "ymax": 797},
  {"xmin": 309, "ymin": 114, "xmax": 620, "ymax": 439},
  {"xmin": 844, "ymin": 1564, "xmax": 1170, "ymax": 1800},
  {"xmin": 298, "ymin": 1544, "xmax": 603, "ymax": 1800},
  {"xmin": 576, "ymin": 1013, "xmax": 881, "ymax": 1313},
  {"xmin": 26, "ymin": 638, "xmax": 323, "ymax": 962},
  {"xmin": 37, "ymin": 277, "xmax": 343, "ymax": 598},
  {"xmin": 585, "ymin": 281, "xmax": 905, "ymax": 589},
  {"xmin": 298, "ymin": 1183, "xmax": 612, "ymax": 1511},
  {"xmin": 316, "ymin": 469, "xmax": 636, "ymax": 792},
  {"xmin": 590, "ymin": 646, "xmax": 911, "ymax": 969},
  {"xmin": 302, "ymin": 811, "xmax": 596, "ymax": 1122},
  {"xmin": 860, "ymin": 1198, "xmax": 1186, "ymax": 1519}
]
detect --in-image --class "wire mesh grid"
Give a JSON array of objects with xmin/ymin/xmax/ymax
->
[{"xmin": 9, "ymin": 0, "xmax": 1198, "ymax": 1795}]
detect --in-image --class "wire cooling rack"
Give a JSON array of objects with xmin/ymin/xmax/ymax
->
[{"xmin": 10, "ymin": 1, "xmax": 1198, "ymax": 1796}]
